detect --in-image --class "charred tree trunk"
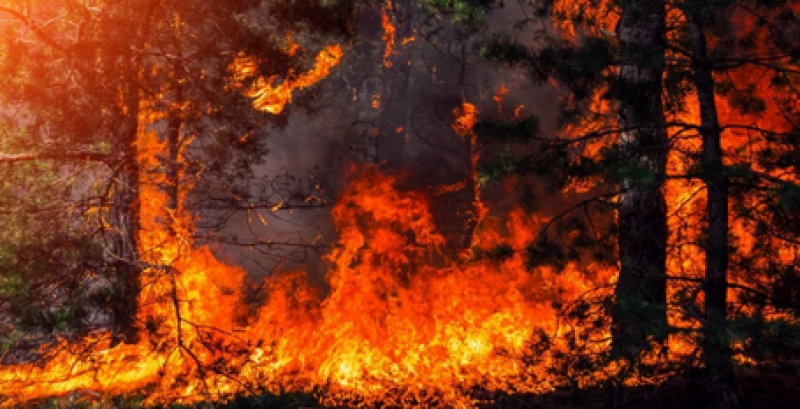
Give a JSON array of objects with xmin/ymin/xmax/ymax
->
[
  {"xmin": 110, "ymin": 54, "xmax": 142, "ymax": 345},
  {"xmin": 376, "ymin": 0, "xmax": 412, "ymax": 173},
  {"xmin": 686, "ymin": 8, "xmax": 738, "ymax": 408},
  {"xmin": 612, "ymin": 0, "xmax": 670, "ymax": 358},
  {"xmin": 457, "ymin": 43, "xmax": 480, "ymax": 250},
  {"xmin": 166, "ymin": 113, "xmax": 182, "ymax": 213},
  {"xmin": 167, "ymin": 60, "xmax": 184, "ymax": 214}
]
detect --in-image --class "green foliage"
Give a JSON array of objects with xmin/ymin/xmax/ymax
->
[
  {"xmin": 482, "ymin": 34, "xmax": 615, "ymax": 102},
  {"xmin": 424, "ymin": 0, "xmax": 501, "ymax": 29},
  {"xmin": 0, "ymin": 231, "xmax": 110, "ymax": 335},
  {"xmin": 611, "ymin": 294, "xmax": 670, "ymax": 355},
  {"xmin": 513, "ymin": 143, "xmax": 571, "ymax": 191},
  {"xmin": 477, "ymin": 149, "xmax": 516, "ymax": 185},
  {"xmin": 474, "ymin": 116, "xmax": 541, "ymax": 143},
  {"xmin": 0, "ymin": 122, "xmax": 113, "ymax": 337},
  {"xmin": 485, "ymin": 35, "xmax": 614, "ymax": 100},
  {"xmin": 730, "ymin": 314, "xmax": 800, "ymax": 369},
  {"xmin": 608, "ymin": 156, "xmax": 658, "ymax": 188},
  {"xmin": 481, "ymin": 36, "xmax": 535, "ymax": 70},
  {"xmin": 547, "ymin": 37, "xmax": 613, "ymax": 101}
]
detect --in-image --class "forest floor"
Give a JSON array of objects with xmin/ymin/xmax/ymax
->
[
  {"xmin": 204, "ymin": 368, "xmax": 800, "ymax": 409},
  {"xmin": 25, "ymin": 367, "xmax": 800, "ymax": 409}
]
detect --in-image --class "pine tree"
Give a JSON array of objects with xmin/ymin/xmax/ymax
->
[
  {"xmin": 673, "ymin": 0, "xmax": 800, "ymax": 406},
  {"xmin": 483, "ymin": 0, "xmax": 800, "ymax": 402},
  {"xmin": 0, "ymin": 0, "xmax": 354, "ymax": 343},
  {"xmin": 479, "ymin": 0, "xmax": 671, "ymax": 359},
  {"xmin": 612, "ymin": 0, "xmax": 669, "ymax": 359}
]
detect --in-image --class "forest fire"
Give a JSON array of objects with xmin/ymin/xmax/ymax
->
[
  {"xmin": 1, "ymin": 1, "xmax": 800, "ymax": 408},
  {"xmin": 0, "ymin": 87, "xmax": 610, "ymax": 406}
]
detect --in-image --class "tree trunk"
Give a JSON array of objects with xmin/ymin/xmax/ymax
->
[
  {"xmin": 167, "ymin": 58, "xmax": 184, "ymax": 214},
  {"xmin": 167, "ymin": 113, "xmax": 182, "ymax": 213},
  {"xmin": 457, "ymin": 43, "xmax": 481, "ymax": 250},
  {"xmin": 612, "ymin": 0, "xmax": 670, "ymax": 358},
  {"xmin": 686, "ymin": 8, "xmax": 738, "ymax": 408},
  {"xmin": 110, "ymin": 54, "xmax": 142, "ymax": 345}
]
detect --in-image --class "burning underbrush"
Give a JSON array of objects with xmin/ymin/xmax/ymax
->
[
  {"xmin": 1, "ymin": 84, "xmax": 797, "ymax": 409},
  {"xmin": 0, "ymin": 92, "xmax": 619, "ymax": 407},
  {"xmin": 0, "ymin": 146, "xmax": 619, "ymax": 407},
  {"xmin": 0, "ymin": 85, "xmax": 790, "ymax": 409}
]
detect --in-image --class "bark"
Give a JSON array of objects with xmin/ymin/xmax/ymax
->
[
  {"xmin": 686, "ymin": 9, "xmax": 738, "ymax": 408},
  {"xmin": 167, "ymin": 113, "xmax": 182, "ymax": 213},
  {"xmin": 612, "ymin": 0, "xmax": 670, "ymax": 358},
  {"xmin": 110, "ymin": 53, "xmax": 142, "ymax": 345},
  {"xmin": 167, "ymin": 59, "xmax": 184, "ymax": 214},
  {"xmin": 458, "ymin": 43, "xmax": 480, "ymax": 250}
]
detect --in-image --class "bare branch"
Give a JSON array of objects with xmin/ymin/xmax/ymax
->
[
  {"xmin": 0, "ymin": 152, "xmax": 111, "ymax": 164},
  {"xmin": 0, "ymin": 6, "xmax": 70, "ymax": 53}
]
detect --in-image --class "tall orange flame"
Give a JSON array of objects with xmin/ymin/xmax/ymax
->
[{"xmin": 230, "ymin": 44, "xmax": 344, "ymax": 114}]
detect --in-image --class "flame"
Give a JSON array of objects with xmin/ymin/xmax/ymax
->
[
  {"xmin": 380, "ymin": 0, "xmax": 415, "ymax": 69},
  {"xmin": 494, "ymin": 83, "xmax": 508, "ymax": 114},
  {"xmin": 230, "ymin": 44, "xmax": 344, "ymax": 114},
  {"xmin": 453, "ymin": 102, "xmax": 489, "ymax": 251},
  {"xmin": 285, "ymin": 33, "xmax": 301, "ymax": 57},
  {"xmin": 661, "ymin": 5, "xmax": 800, "ymax": 360},
  {"xmin": 0, "ymin": 96, "xmax": 248, "ymax": 405},
  {"xmin": 0, "ymin": 93, "xmax": 617, "ymax": 407},
  {"xmin": 3, "ymin": 3, "xmax": 798, "ymax": 407},
  {"xmin": 452, "ymin": 102, "xmax": 478, "ymax": 138},
  {"xmin": 514, "ymin": 104, "xmax": 525, "ymax": 119},
  {"xmin": 381, "ymin": 0, "xmax": 397, "ymax": 68},
  {"xmin": 552, "ymin": 0, "xmax": 617, "ymax": 40},
  {"xmin": 549, "ymin": 0, "xmax": 800, "ymax": 367}
]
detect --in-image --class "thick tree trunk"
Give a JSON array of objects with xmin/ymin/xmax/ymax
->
[
  {"xmin": 110, "ymin": 55, "xmax": 142, "ymax": 345},
  {"xmin": 612, "ymin": 0, "xmax": 670, "ymax": 358},
  {"xmin": 686, "ymin": 9, "xmax": 738, "ymax": 409}
]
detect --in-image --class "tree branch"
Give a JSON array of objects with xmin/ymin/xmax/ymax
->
[
  {"xmin": 0, "ymin": 6, "xmax": 70, "ymax": 53},
  {"xmin": 0, "ymin": 152, "xmax": 111, "ymax": 164}
]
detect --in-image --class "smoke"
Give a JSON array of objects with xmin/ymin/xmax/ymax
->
[{"xmin": 208, "ymin": 2, "xmax": 562, "ymax": 293}]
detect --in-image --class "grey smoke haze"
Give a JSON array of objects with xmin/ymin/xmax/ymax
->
[{"xmin": 209, "ymin": 2, "xmax": 561, "ymax": 290}]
